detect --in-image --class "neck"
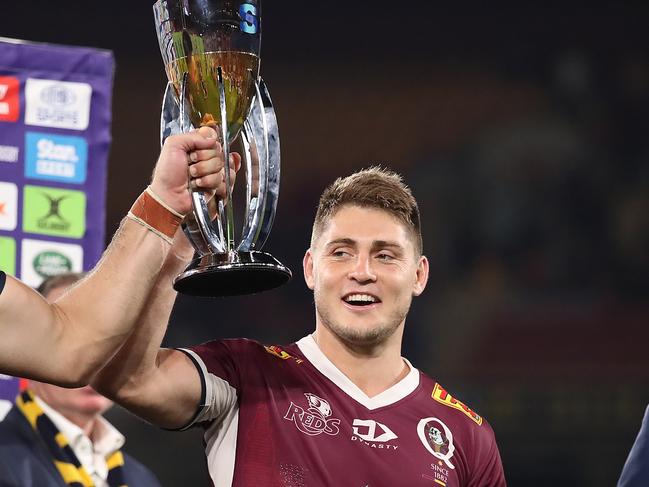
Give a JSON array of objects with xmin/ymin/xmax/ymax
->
[
  {"xmin": 28, "ymin": 384, "xmax": 100, "ymax": 438},
  {"xmin": 313, "ymin": 323, "xmax": 408, "ymax": 398}
]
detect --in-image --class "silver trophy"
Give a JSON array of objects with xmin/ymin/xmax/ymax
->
[{"xmin": 153, "ymin": 0, "xmax": 291, "ymax": 297}]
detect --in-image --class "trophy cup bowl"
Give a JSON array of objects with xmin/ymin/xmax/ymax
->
[{"xmin": 153, "ymin": 0, "xmax": 291, "ymax": 297}]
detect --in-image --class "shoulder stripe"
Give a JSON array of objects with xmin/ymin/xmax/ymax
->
[
  {"xmin": 432, "ymin": 383, "xmax": 483, "ymax": 426},
  {"xmin": 168, "ymin": 348, "xmax": 207, "ymax": 431}
]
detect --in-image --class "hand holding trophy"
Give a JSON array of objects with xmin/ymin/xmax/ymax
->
[{"xmin": 153, "ymin": 0, "xmax": 291, "ymax": 297}]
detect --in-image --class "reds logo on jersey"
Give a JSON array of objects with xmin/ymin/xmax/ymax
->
[
  {"xmin": 432, "ymin": 383, "xmax": 483, "ymax": 426},
  {"xmin": 283, "ymin": 393, "xmax": 341, "ymax": 436}
]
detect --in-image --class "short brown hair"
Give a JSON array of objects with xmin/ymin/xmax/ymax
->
[
  {"xmin": 36, "ymin": 272, "xmax": 86, "ymax": 299},
  {"xmin": 311, "ymin": 167, "xmax": 423, "ymax": 254}
]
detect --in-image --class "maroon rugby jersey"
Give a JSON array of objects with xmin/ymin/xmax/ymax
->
[{"xmin": 181, "ymin": 336, "xmax": 505, "ymax": 487}]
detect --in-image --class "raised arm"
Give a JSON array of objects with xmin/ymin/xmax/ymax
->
[
  {"xmin": 92, "ymin": 144, "xmax": 240, "ymax": 429},
  {"xmin": 0, "ymin": 127, "xmax": 224, "ymax": 387},
  {"xmin": 91, "ymin": 226, "xmax": 203, "ymax": 429}
]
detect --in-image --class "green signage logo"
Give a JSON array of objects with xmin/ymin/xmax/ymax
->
[
  {"xmin": 32, "ymin": 251, "xmax": 73, "ymax": 278},
  {"xmin": 0, "ymin": 237, "xmax": 16, "ymax": 276},
  {"xmin": 22, "ymin": 185, "xmax": 86, "ymax": 238}
]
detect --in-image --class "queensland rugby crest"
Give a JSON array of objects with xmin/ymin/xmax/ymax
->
[{"xmin": 417, "ymin": 417, "xmax": 456, "ymax": 469}]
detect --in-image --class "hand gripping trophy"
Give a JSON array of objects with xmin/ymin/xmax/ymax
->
[{"xmin": 153, "ymin": 0, "xmax": 291, "ymax": 297}]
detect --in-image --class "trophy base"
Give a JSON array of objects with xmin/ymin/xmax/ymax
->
[{"xmin": 173, "ymin": 251, "xmax": 292, "ymax": 297}]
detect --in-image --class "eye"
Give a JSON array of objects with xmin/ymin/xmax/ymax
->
[
  {"xmin": 332, "ymin": 249, "xmax": 351, "ymax": 258},
  {"xmin": 376, "ymin": 252, "xmax": 394, "ymax": 261}
]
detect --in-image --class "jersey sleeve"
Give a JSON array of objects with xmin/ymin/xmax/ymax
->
[
  {"xmin": 177, "ymin": 338, "xmax": 257, "ymax": 430},
  {"xmin": 467, "ymin": 421, "xmax": 507, "ymax": 487}
]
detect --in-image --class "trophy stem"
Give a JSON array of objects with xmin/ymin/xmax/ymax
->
[{"xmin": 216, "ymin": 66, "xmax": 236, "ymax": 252}]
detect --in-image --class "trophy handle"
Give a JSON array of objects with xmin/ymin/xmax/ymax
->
[
  {"xmin": 160, "ymin": 82, "xmax": 180, "ymax": 147},
  {"xmin": 181, "ymin": 72, "xmax": 228, "ymax": 255},
  {"xmin": 238, "ymin": 78, "xmax": 280, "ymax": 252}
]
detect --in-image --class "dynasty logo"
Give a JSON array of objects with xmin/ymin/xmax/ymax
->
[
  {"xmin": 284, "ymin": 393, "xmax": 340, "ymax": 436},
  {"xmin": 351, "ymin": 419, "xmax": 399, "ymax": 450}
]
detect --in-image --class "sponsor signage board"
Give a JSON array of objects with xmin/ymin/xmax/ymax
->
[{"xmin": 0, "ymin": 37, "xmax": 114, "ymax": 289}]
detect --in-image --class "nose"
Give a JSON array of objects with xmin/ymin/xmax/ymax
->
[{"xmin": 348, "ymin": 253, "xmax": 377, "ymax": 283}]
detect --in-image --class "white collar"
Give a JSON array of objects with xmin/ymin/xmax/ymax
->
[
  {"xmin": 35, "ymin": 396, "xmax": 125, "ymax": 460},
  {"xmin": 296, "ymin": 334, "xmax": 420, "ymax": 410}
]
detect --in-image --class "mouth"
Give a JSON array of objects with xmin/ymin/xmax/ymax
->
[{"xmin": 342, "ymin": 293, "xmax": 381, "ymax": 309}]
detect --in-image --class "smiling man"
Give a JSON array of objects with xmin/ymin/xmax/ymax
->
[{"xmin": 93, "ymin": 167, "xmax": 506, "ymax": 487}]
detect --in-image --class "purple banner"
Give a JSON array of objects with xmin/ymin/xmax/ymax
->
[
  {"xmin": 0, "ymin": 37, "xmax": 114, "ymax": 287},
  {"xmin": 0, "ymin": 375, "xmax": 20, "ymax": 416}
]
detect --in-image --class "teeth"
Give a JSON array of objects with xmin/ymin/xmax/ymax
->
[{"xmin": 345, "ymin": 294, "xmax": 377, "ymax": 303}]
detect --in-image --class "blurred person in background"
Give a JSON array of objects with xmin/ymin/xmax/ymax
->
[
  {"xmin": 92, "ymin": 167, "xmax": 506, "ymax": 486},
  {"xmin": 0, "ymin": 272, "xmax": 161, "ymax": 487},
  {"xmin": 618, "ymin": 405, "xmax": 649, "ymax": 487}
]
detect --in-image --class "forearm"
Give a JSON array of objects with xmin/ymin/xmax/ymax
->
[
  {"xmin": 0, "ymin": 126, "xmax": 226, "ymax": 391},
  {"xmin": 0, "ymin": 214, "xmax": 176, "ymax": 386},
  {"xmin": 92, "ymin": 227, "xmax": 200, "ymax": 427}
]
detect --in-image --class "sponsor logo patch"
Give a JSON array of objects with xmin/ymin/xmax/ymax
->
[
  {"xmin": 0, "ymin": 182, "xmax": 18, "ymax": 231},
  {"xmin": 417, "ymin": 417, "xmax": 456, "ymax": 470},
  {"xmin": 0, "ymin": 237, "xmax": 16, "ymax": 276},
  {"xmin": 432, "ymin": 383, "xmax": 483, "ymax": 426},
  {"xmin": 20, "ymin": 239, "xmax": 83, "ymax": 287},
  {"xmin": 351, "ymin": 419, "xmax": 399, "ymax": 450},
  {"xmin": 264, "ymin": 345, "xmax": 303, "ymax": 364},
  {"xmin": 284, "ymin": 393, "xmax": 340, "ymax": 437},
  {"xmin": 25, "ymin": 132, "xmax": 88, "ymax": 184},
  {"xmin": 0, "ymin": 76, "xmax": 20, "ymax": 122},
  {"xmin": 22, "ymin": 185, "xmax": 86, "ymax": 238},
  {"xmin": 24, "ymin": 79, "xmax": 92, "ymax": 131}
]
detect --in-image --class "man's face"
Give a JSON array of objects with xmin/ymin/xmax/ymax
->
[
  {"xmin": 304, "ymin": 205, "xmax": 428, "ymax": 347},
  {"xmin": 29, "ymin": 284, "xmax": 112, "ymax": 422}
]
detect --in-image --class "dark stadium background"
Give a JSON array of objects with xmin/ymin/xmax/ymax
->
[{"xmin": 3, "ymin": 2, "xmax": 649, "ymax": 485}]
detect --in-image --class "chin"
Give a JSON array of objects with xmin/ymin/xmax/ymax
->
[
  {"xmin": 75, "ymin": 396, "xmax": 113, "ymax": 415},
  {"xmin": 334, "ymin": 323, "xmax": 397, "ymax": 347}
]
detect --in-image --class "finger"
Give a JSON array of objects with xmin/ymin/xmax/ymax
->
[
  {"xmin": 196, "ymin": 125, "xmax": 219, "ymax": 140},
  {"xmin": 192, "ymin": 172, "xmax": 224, "ymax": 191},
  {"xmin": 230, "ymin": 152, "xmax": 242, "ymax": 172},
  {"xmin": 189, "ymin": 157, "xmax": 224, "ymax": 178},
  {"xmin": 189, "ymin": 145, "xmax": 223, "ymax": 165},
  {"xmin": 167, "ymin": 131, "xmax": 221, "ymax": 152}
]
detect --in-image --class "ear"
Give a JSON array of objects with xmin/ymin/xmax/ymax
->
[
  {"xmin": 303, "ymin": 249, "xmax": 315, "ymax": 290},
  {"xmin": 412, "ymin": 255, "xmax": 429, "ymax": 297}
]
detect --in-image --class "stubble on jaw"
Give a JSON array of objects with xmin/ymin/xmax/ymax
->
[{"xmin": 313, "ymin": 289, "xmax": 411, "ymax": 350}]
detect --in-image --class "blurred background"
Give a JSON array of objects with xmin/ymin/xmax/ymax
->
[{"xmin": 2, "ymin": 2, "xmax": 649, "ymax": 485}]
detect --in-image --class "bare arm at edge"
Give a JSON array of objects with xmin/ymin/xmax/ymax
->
[{"xmin": 0, "ymin": 128, "xmax": 224, "ymax": 387}]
